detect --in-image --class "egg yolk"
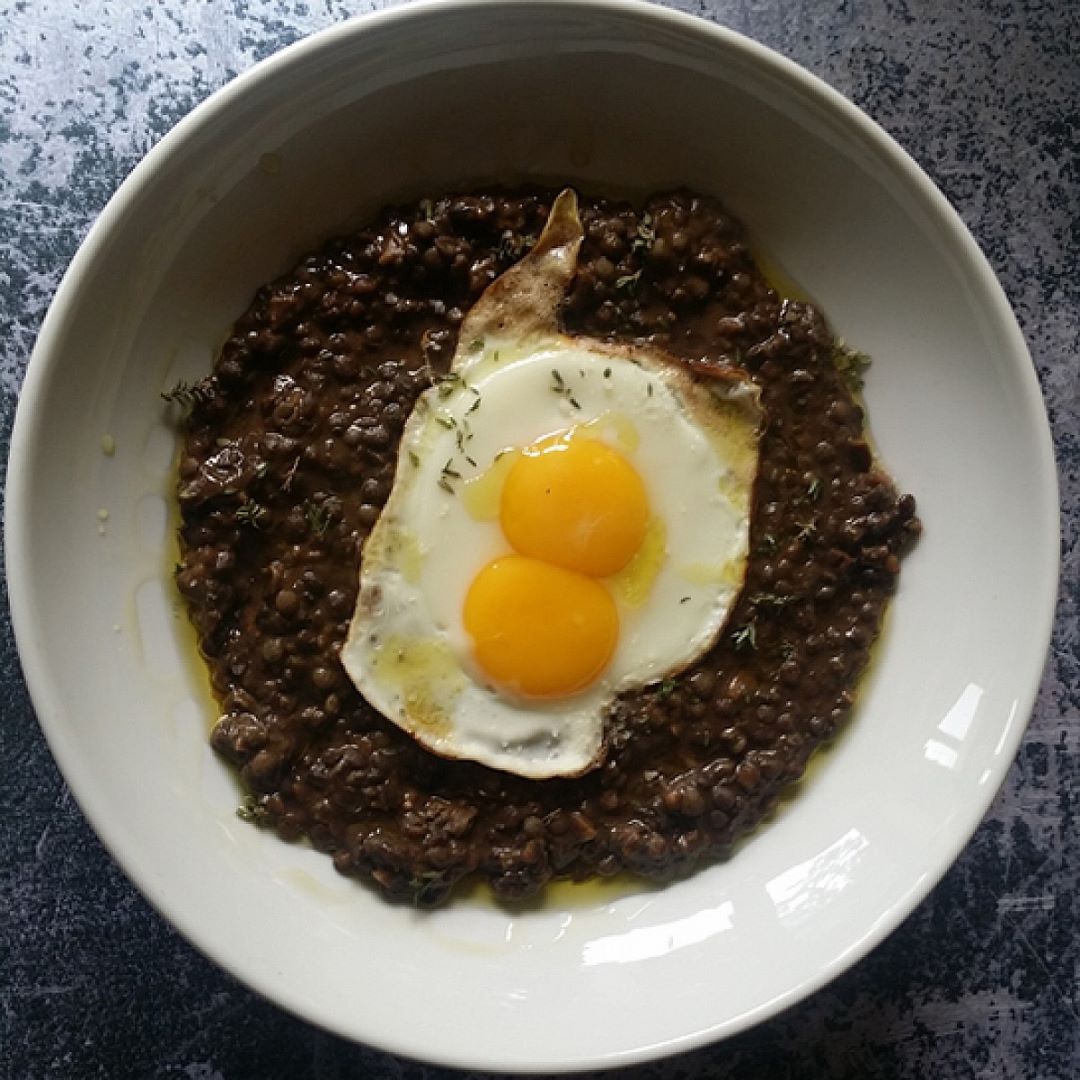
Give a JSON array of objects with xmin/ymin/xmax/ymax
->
[
  {"xmin": 500, "ymin": 436, "xmax": 649, "ymax": 577},
  {"xmin": 463, "ymin": 555, "xmax": 618, "ymax": 698}
]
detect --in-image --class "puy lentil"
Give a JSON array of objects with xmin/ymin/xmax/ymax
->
[{"xmin": 177, "ymin": 187, "xmax": 919, "ymax": 906}]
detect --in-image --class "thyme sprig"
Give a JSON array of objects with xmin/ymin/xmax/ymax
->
[{"xmin": 161, "ymin": 378, "xmax": 215, "ymax": 409}]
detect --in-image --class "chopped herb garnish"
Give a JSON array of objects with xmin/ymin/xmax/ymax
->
[
  {"xmin": 408, "ymin": 450, "xmax": 420, "ymax": 468},
  {"xmin": 757, "ymin": 532, "xmax": 778, "ymax": 554},
  {"xmin": 235, "ymin": 500, "xmax": 268, "ymax": 529},
  {"xmin": 658, "ymin": 678, "xmax": 679, "ymax": 698},
  {"xmin": 305, "ymin": 502, "xmax": 334, "ymax": 536},
  {"xmin": 161, "ymin": 378, "xmax": 215, "ymax": 409},
  {"xmin": 282, "ymin": 455, "xmax": 301, "ymax": 492},
  {"xmin": 436, "ymin": 414, "xmax": 455, "ymax": 430},
  {"xmin": 550, "ymin": 368, "xmax": 582, "ymax": 409},
  {"xmin": 437, "ymin": 477, "xmax": 455, "ymax": 495},
  {"xmin": 680, "ymin": 596, "xmax": 691, "ymax": 604},
  {"xmin": 751, "ymin": 592, "xmax": 792, "ymax": 611},
  {"xmin": 410, "ymin": 869, "xmax": 448, "ymax": 907},
  {"xmin": 236, "ymin": 793, "xmax": 265, "ymax": 824},
  {"xmin": 615, "ymin": 269, "xmax": 643, "ymax": 293},
  {"xmin": 732, "ymin": 621, "xmax": 757, "ymax": 651},
  {"xmin": 632, "ymin": 213, "xmax": 655, "ymax": 254},
  {"xmin": 497, "ymin": 230, "xmax": 527, "ymax": 261},
  {"xmin": 795, "ymin": 519, "xmax": 817, "ymax": 541},
  {"xmin": 806, "ymin": 476, "xmax": 822, "ymax": 501},
  {"xmin": 832, "ymin": 342, "xmax": 872, "ymax": 391},
  {"xmin": 434, "ymin": 372, "xmax": 465, "ymax": 398},
  {"xmin": 603, "ymin": 367, "xmax": 612, "ymax": 379}
]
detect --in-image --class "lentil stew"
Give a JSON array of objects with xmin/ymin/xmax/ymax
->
[{"xmin": 172, "ymin": 188, "xmax": 919, "ymax": 905}]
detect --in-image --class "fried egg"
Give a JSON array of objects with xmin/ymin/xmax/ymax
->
[{"xmin": 340, "ymin": 190, "xmax": 763, "ymax": 779}]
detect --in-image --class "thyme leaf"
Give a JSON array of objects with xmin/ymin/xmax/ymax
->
[
  {"xmin": 731, "ymin": 621, "xmax": 757, "ymax": 651},
  {"xmin": 305, "ymin": 502, "xmax": 334, "ymax": 536},
  {"xmin": 550, "ymin": 368, "xmax": 581, "ymax": 408},
  {"xmin": 434, "ymin": 372, "xmax": 465, "ymax": 399},
  {"xmin": 831, "ymin": 341, "xmax": 872, "ymax": 392},
  {"xmin": 631, "ymin": 213, "xmax": 655, "ymax": 255},
  {"xmin": 657, "ymin": 678, "xmax": 679, "ymax": 698},
  {"xmin": 235, "ymin": 499, "xmax": 268, "ymax": 529},
  {"xmin": 751, "ymin": 592, "xmax": 792, "ymax": 611},
  {"xmin": 236, "ymin": 793, "xmax": 266, "ymax": 824}
]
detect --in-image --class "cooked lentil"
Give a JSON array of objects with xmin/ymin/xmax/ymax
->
[{"xmin": 173, "ymin": 189, "xmax": 920, "ymax": 905}]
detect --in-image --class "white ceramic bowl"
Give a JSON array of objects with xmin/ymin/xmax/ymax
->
[{"xmin": 6, "ymin": 0, "xmax": 1059, "ymax": 1072}]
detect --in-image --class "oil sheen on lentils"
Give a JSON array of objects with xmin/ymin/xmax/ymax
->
[{"xmin": 172, "ymin": 189, "xmax": 920, "ymax": 906}]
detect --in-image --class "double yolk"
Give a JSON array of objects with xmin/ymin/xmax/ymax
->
[{"xmin": 463, "ymin": 433, "xmax": 649, "ymax": 699}]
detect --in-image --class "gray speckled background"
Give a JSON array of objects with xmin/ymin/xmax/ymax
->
[{"xmin": 1, "ymin": 1, "xmax": 1077, "ymax": 1078}]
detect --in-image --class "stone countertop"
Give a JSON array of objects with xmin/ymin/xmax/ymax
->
[{"xmin": 1, "ymin": 2, "xmax": 1076, "ymax": 1078}]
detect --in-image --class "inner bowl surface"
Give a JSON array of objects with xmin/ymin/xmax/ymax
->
[{"xmin": 6, "ymin": 0, "xmax": 1058, "ymax": 1071}]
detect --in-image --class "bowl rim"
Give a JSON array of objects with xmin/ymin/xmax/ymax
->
[{"xmin": 5, "ymin": 0, "xmax": 1061, "ymax": 1071}]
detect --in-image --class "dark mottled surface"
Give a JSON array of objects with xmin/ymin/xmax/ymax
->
[{"xmin": 1, "ymin": 1, "xmax": 1077, "ymax": 1078}]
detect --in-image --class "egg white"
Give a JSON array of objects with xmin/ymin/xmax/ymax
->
[{"xmin": 341, "ymin": 335, "xmax": 760, "ymax": 779}]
